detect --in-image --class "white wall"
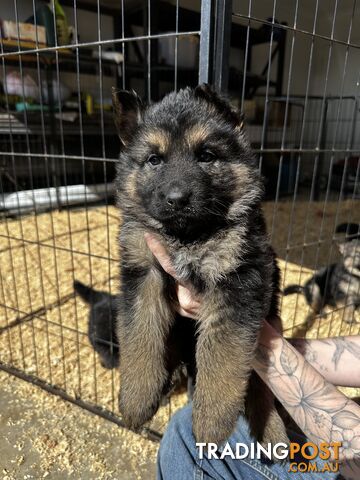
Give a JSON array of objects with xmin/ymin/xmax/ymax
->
[
  {"xmin": 230, "ymin": 0, "xmax": 360, "ymax": 170},
  {"xmin": 230, "ymin": 0, "xmax": 360, "ymax": 98}
]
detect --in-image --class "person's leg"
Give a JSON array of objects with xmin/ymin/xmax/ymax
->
[
  {"xmin": 157, "ymin": 404, "xmax": 278, "ymax": 480},
  {"xmin": 157, "ymin": 403, "xmax": 340, "ymax": 480}
]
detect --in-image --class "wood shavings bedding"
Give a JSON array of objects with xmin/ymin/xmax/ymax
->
[{"xmin": 0, "ymin": 198, "xmax": 359, "ymax": 436}]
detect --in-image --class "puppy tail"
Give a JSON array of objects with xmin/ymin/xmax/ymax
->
[
  {"xmin": 336, "ymin": 222, "xmax": 360, "ymax": 241},
  {"xmin": 73, "ymin": 280, "xmax": 103, "ymax": 304},
  {"xmin": 283, "ymin": 284, "xmax": 305, "ymax": 296}
]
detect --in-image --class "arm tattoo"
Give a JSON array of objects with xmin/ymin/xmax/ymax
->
[
  {"xmin": 289, "ymin": 338, "xmax": 329, "ymax": 373},
  {"xmin": 323, "ymin": 337, "xmax": 360, "ymax": 370},
  {"xmin": 255, "ymin": 335, "xmax": 360, "ymax": 473}
]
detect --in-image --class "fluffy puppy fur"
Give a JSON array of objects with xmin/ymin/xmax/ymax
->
[
  {"xmin": 113, "ymin": 84, "xmax": 288, "ymax": 445},
  {"xmin": 73, "ymin": 280, "xmax": 120, "ymax": 369}
]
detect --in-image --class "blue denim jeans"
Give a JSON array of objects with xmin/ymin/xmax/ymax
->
[{"xmin": 157, "ymin": 404, "xmax": 341, "ymax": 480}]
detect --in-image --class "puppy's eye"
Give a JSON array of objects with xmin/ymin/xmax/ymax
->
[
  {"xmin": 147, "ymin": 154, "xmax": 163, "ymax": 166},
  {"xmin": 198, "ymin": 149, "xmax": 216, "ymax": 163}
]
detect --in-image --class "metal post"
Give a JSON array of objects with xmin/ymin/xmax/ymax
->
[
  {"xmin": 276, "ymin": 25, "xmax": 287, "ymax": 96},
  {"xmin": 314, "ymin": 99, "xmax": 328, "ymax": 200},
  {"xmin": 199, "ymin": 0, "xmax": 214, "ymax": 85},
  {"xmin": 150, "ymin": 0, "xmax": 160, "ymax": 100},
  {"xmin": 213, "ymin": 0, "xmax": 232, "ymax": 92},
  {"xmin": 46, "ymin": 63, "xmax": 61, "ymax": 209}
]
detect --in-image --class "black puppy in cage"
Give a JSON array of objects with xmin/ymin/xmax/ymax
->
[{"xmin": 112, "ymin": 84, "xmax": 288, "ymax": 446}]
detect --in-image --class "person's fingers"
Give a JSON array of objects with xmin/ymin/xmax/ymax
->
[
  {"xmin": 176, "ymin": 306, "xmax": 197, "ymax": 319},
  {"xmin": 144, "ymin": 232, "xmax": 201, "ymax": 318},
  {"xmin": 176, "ymin": 284, "xmax": 201, "ymax": 310},
  {"xmin": 144, "ymin": 232, "xmax": 179, "ymax": 279},
  {"xmin": 175, "ymin": 284, "xmax": 201, "ymax": 319},
  {"xmin": 145, "ymin": 233, "xmax": 193, "ymax": 290}
]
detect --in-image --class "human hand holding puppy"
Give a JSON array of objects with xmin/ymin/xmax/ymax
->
[
  {"xmin": 145, "ymin": 232, "xmax": 360, "ymax": 473},
  {"xmin": 144, "ymin": 232, "xmax": 201, "ymax": 319}
]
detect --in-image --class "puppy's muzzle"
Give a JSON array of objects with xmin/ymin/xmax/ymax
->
[{"xmin": 164, "ymin": 185, "xmax": 191, "ymax": 211}]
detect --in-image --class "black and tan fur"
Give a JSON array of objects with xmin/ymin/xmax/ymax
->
[
  {"xmin": 113, "ymin": 85, "xmax": 288, "ymax": 445},
  {"xmin": 284, "ymin": 240, "xmax": 360, "ymax": 324}
]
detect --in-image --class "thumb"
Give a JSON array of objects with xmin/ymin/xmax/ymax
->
[
  {"xmin": 144, "ymin": 232, "xmax": 178, "ymax": 279},
  {"xmin": 144, "ymin": 233, "xmax": 191, "ymax": 289}
]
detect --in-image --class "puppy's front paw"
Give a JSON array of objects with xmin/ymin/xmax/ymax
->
[
  {"xmin": 192, "ymin": 405, "xmax": 240, "ymax": 444},
  {"xmin": 119, "ymin": 387, "xmax": 160, "ymax": 430}
]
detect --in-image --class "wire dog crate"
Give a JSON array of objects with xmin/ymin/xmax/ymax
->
[{"xmin": 0, "ymin": 0, "xmax": 359, "ymax": 442}]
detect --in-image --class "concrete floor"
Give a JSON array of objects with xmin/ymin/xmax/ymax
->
[{"xmin": 0, "ymin": 370, "xmax": 158, "ymax": 479}]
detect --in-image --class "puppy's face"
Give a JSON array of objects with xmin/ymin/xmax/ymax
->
[
  {"xmin": 113, "ymin": 85, "xmax": 262, "ymax": 240},
  {"xmin": 340, "ymin": 240, "xmax": 360, "ymax": 274}
]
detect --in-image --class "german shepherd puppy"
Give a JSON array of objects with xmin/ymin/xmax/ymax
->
[
  {"xmin": 112, "ymin": 84, "xmax": 288, "ymax": 445},
  {"xmin": 73, "ymin": 280, "xmax": 120, "ymax": 369},
  {"xmin": 284, "ymin": 240, "xmax": 360, "ymax": 324}
]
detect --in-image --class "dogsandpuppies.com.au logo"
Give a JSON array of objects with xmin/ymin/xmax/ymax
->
[{"xmin": 196, "ymin": 441, "xmax": 341, "ymax": 473}]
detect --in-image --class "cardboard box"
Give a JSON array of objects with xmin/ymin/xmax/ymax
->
[{"xmin": 1, "ymin": 20, "xmax": 46, "ymax": 46}]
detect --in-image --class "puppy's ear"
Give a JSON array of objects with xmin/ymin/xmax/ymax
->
[
  {"xmin": 112, "ymin": 88, "xmax": 143, "ymax": 145},
  {"xmin": 194, "ymin": 83, "xmax": 215, "ymax": 102},
  {"xmin": 194, "ymin": 83, "xmax": 244, "ymax": 130}
]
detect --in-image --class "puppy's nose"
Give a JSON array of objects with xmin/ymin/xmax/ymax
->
[{"xmin": 166, "ymin": 187, "xmax": 190, "ymax": 209}]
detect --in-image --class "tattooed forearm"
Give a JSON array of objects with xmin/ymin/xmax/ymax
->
[
  {"xmin": 289, "ymin": 335, "xmax": 360, "ymax": 387},
  {"xmin": 324, "ymin": 337, "xmax": 360, "ymax": 370},
  {"xmin": 254, "ymin": 321, "xmax": 360, "ymax": 474},
  {"xmin": 290, "ymin": 338, "xmax": 329, "ymax": 373}
]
